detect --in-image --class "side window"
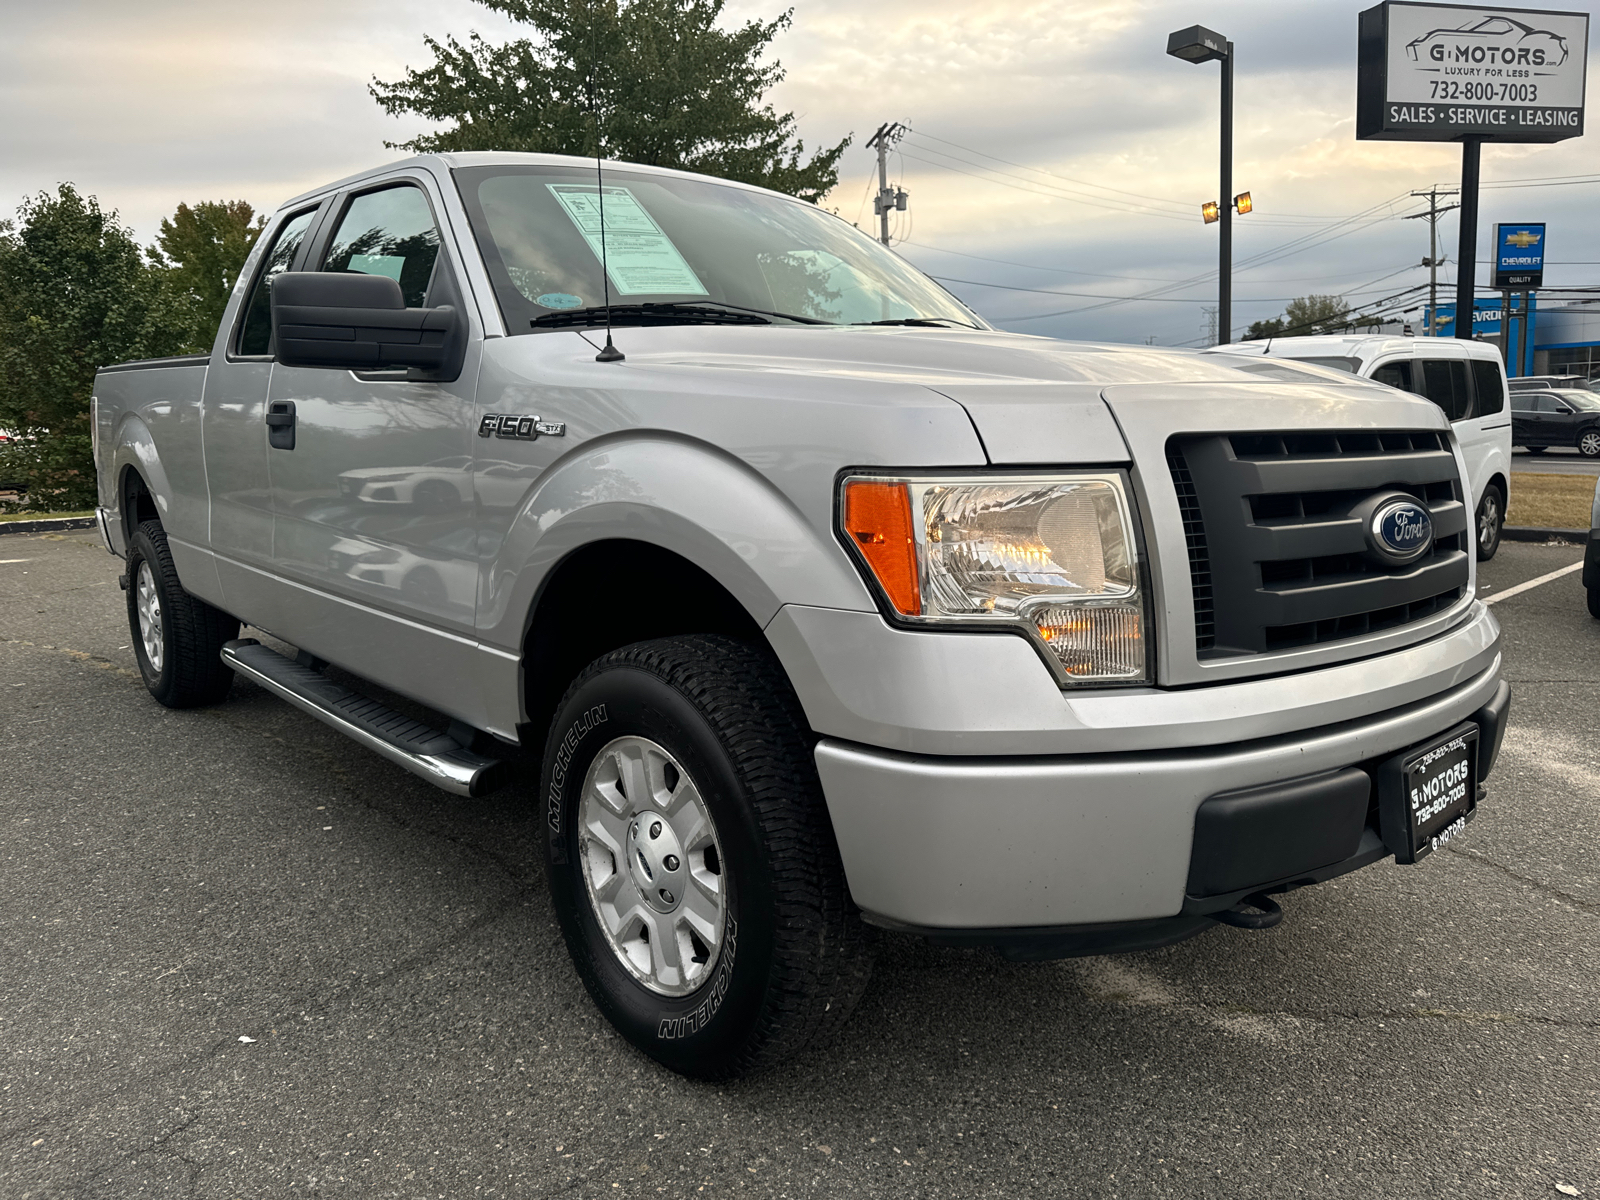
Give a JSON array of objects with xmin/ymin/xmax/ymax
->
[
  {"xmin": 236, "ymin": 209, "xmax": 317, "ymax": 356},
  {"xmin": 1371, "ymin": 360, "xmax": 1415, "ymax": 393},
  {"xmin": 1420, "ymin": 359, "xmax": 1471, "ymax": 422},
  {"xmin": 1470, "ymin": 360, "xmax": 1505, "ymax": 416},
  {"xmin": 1510, "ymin": 392, "xmax": 1537, "ymax": 412},
  {"xmin": 320, "ymin": 185, "xmax": 440, "ymax": 307},
  {"xmin": 1538, "ymin": 394, "xmax": 1569, "ymax": 413}
]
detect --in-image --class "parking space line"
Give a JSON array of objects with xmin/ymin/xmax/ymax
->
[{"xmin": 1482, "ymin": 561, "xmax": 1584, "ymax": 606}]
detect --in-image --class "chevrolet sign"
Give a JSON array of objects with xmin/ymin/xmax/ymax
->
[
  {"xmin": 1493, "ymin": 222, "xmax": 1546, "ymax": 287},
  {"xmin": 1358, "ymin": 3, "xmax": 1589, "ymax": 142}
]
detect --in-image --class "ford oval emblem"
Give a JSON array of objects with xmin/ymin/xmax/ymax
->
[{"xmin": 1370, "ymin": 498, "xmax": 1433, "ymax": 563}]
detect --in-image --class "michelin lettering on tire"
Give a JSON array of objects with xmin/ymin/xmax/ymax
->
[
  {"xmin": 547, "ymin": 703, "xmax": 608, "ymax": 862},
  {"xmin": 657, "ymin": 917, "xmax": 738, "ymax": 1040}
]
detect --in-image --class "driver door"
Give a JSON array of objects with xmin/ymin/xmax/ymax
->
[{"xmin": 260, "ymin": 177, "xmax": 484, "ymax": 685}]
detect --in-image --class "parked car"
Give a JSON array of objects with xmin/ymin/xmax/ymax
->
[
  {"xmin": 1510, "ymin": 389, "xmax": 1600, "ymax": 456},
  {"xmin": 91, "ymin": 153, "xmax": 1510, "ymax": 1079},
  {"xmin": 1508, "ymin": 374, "xmax": 1598, "ymax": 393},
  {"xmin": 1208, "ymin": 334, "xmax": 1512, "ymax": 559}
]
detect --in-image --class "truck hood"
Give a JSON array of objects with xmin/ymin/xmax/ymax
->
[{"xmin": 574, "ymin": 324, "xmax": 1405, "ymax": 464}]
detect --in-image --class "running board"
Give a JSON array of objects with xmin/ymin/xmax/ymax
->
[{"xmin": 221, "ymin": 639, "xmax": 512, "ymax": 797}]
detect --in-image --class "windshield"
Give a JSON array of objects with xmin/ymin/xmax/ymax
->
[
  {"xmin": 1559, "ymin": 390, "xmax": 1600, "ymax": 411},
  {"xmin": 453, "ymin": 163, "xmax": 983, "ymax": 332}
]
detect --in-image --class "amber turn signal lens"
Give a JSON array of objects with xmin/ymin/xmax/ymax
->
[{"xmin": 842, "ymin": 480, "xmax": 921, "ymax": 615}]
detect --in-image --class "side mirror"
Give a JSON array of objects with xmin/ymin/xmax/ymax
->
[{"xmin": 270, "ymin": 272, "xmax": 457, "ymax": 373}]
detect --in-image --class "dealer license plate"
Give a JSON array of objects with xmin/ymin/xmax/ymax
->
[{"xmin": 1395, "ymin": 726, "xmax": 1478, "ymax": 862}]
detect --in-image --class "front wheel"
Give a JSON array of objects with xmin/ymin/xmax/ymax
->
[
  {"xmin": 125, "ymin": 520, "xmax": 239, "ymax": 707},
  {"xmin": 541, "ymin": 635, "xmax": 873, "ymax": 1079},
  {"xmin": 1475, "ymin": 484, "xmax": 1504, "ymax": 561},
  {"xmin": 1579, "ymin": 430, "xmax": 1600, "ymax": 458}
]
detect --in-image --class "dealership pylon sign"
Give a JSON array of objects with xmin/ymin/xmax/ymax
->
[{"xmin": 1358, "ymin": 3, "xmax": 1588, "ymax": 141}]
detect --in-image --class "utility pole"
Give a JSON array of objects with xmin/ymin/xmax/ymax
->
[
  {"xmin": 866, "ymin": 123, "xmax": 910, "ymax": 246},
  {"xmin": 1404, "ymin": 186, "xmax": 1459, "ymax": 336}
]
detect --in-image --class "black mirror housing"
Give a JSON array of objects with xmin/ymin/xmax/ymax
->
[{"xmin": 270, "ymin": 272, "xmax": 459, "ymax": 375}]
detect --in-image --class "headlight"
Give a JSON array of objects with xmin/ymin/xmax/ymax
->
[{"xmin": 840, "ymin": 473, "xmax": 1150, "ymax": 684}]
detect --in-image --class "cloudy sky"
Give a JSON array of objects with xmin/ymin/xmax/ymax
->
[{"xmin": 3, "ymin": 0, "xmax": 1597, "ymax": 345}]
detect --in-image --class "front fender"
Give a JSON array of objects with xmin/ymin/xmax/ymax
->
[{"xmin": 477, "ymin": 433, "xmax": 875, "ymax": 652}]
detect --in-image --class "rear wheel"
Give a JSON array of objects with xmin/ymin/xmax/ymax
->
[
  {"xmin": 541, "ymin": 635, "xmax": 873, "ymax": 1079},
  {"xmin": 1474, "ymin": 484, "xmax": 1504, "ymax": 561},
  {"xmin": 1589, "ymin": 586, "xmax": 1600, "ymax": 620},
  {"xmin": 1579, "ymin": 430, "xmax": 1600, "ymax": 458},
  {"xmin": 126, "ymin": 520, "xmax": 238, "ymax": 707},
  {"xmin": 1525, "ymin": 446, "xmax": 1548, "ymax": 454}
]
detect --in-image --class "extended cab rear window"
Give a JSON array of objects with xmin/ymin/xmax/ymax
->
[{"xmin": 236, "ymin": 208, "xmax": 317, "ymax": 356}]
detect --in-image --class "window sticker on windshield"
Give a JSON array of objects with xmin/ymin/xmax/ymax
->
[
  {"xmin": 536, "ymin": 292, "xmax": 583, "ymax": 310},
  {"xmin": 348, "ymin": 254, "xmax": 405, "ymax": 283},
  {"xmin": 546, "ymin": 184, "xmax": 707, "ymax": 296}
]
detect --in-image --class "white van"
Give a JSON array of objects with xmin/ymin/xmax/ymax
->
[{"xmin": 1209, "ymin": 336, "xmax": 1512, "ymax": 559}]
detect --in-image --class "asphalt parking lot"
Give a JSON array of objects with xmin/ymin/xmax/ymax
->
[{"xmin": 3, "ymin": 530, "xmax": 1598, "ymax": 1199}]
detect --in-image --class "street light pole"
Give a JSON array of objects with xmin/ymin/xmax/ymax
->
[
  {"xmin": 1168, "ymin": 26, "xmax": 1235, "ymax": 345},
  {"xmin": 1218, "ymin": 40, "xmax": 1233, "ymax": 345}
]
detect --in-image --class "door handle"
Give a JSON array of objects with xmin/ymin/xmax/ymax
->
[{"xmin": 266, "ymin": 400, "xmax": 296, "ymax": 450}]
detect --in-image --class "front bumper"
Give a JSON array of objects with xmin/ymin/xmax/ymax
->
[{"xmin": 815, "ymin": 661, "xmax": 1507, "ymax": 935}]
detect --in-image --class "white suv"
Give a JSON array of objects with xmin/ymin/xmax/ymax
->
[{"xmin": 1210, "ymin": 336, "xmax": 1512, "ymax": 559}]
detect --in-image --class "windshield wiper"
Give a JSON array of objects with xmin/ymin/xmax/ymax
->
[
  {"xmin": 851, "ymin": 317, "xmax": 979, "ymax": 329},
  {"xmin": 531, "ymin": 301, "xmax": 829, "ymax": 329}
]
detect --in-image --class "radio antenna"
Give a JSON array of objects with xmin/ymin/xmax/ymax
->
[{"xmin": 589, "ymin": 5, "xmax": 624, "ymax": 363}]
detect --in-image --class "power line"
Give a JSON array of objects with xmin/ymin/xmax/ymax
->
[
  {"xmin": 905, "ymin": 130, "xmax": 1194, "ymax": 212},
  {"xmin": 934, "ymin": 261, "xmax": 1421, "ymax": 305},
  {"xmin": 899, "ymin": 237, "xmax": 1437, "ymax": 287}
]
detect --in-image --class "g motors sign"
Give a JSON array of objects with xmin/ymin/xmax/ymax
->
[{"xmin": 1358, "ymin": 3, "xmax": 1588, "ymax": 141}]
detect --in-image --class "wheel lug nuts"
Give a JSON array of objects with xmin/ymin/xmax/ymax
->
[
  {"xmin": 663, "ymin": 854, "xmax": 680, "ymax": 871},
  {"xmin": 659, "ymin": 888, "xmax": 675, "ymax": 905},
  {"xmin": 649, "ymin": 821, "xmax": 662, "ymax": 839}
]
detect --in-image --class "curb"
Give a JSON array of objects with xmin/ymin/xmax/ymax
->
[
  {"xmin": 1503, "ymin": 525, "xmax": 1586, "ymax": 544},
  {"xmin": 0, "ymin": 516, "xmax": 98, "ymax": 536}
]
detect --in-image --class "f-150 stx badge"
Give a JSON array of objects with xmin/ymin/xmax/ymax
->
[{"xmin": 477, "ymin": 413, "xmax": 566, "ymax": 440}]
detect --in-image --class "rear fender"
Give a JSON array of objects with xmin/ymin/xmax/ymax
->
[
  {"xmin": 110, "ymin": 414, "xmax": 172, "ymax": 551},
  {"xmin": 478, "ymin": 433, "xmax": 875, "ymax": 652}
]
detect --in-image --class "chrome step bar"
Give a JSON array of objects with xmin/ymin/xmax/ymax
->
[{"xmin": 221, "ymin": 639, "xmax": 512, "ymax": 797}]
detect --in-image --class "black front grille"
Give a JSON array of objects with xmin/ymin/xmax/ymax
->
[
  {"xmin": 1167, "ymin": 430, "xmax": 1470, "ymax": 657},
  {"xmin": 1166, "ymin": 443, "xmax": 1216, "ymax": 651}
]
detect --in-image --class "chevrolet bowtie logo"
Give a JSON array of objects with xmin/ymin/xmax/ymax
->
[{"xmin": 1505, "ymin": 230, "xmax": 1542, "ymax": 248}]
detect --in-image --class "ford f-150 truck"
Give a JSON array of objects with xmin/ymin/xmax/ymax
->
[{"xmin": 93, "ymin": 153, "xmax": 1510, "ymax": 1079}]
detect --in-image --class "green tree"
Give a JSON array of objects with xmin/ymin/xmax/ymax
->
[
  {"xmin": 1282, "ymin": 294, "xmax": 1351, "ymax": 336},
  {"xmin": 1244, "ymin": 316, "xmax": 1285, "ymax": 340},
  {"xmin": 370, "ymin": 0, "xmax": 849, "ymax": 203},
  {"xmin": 151, "ymin": 200, "xmax": 266, "ymax": 340},
  {"xmin": 0, "ymin": 185, "xmax": 195, "ymax": 510}
]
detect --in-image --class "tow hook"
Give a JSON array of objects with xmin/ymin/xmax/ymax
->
[{"xmin": 1215, "ymin": 891, "xmax": 1284, "ymax": 930}]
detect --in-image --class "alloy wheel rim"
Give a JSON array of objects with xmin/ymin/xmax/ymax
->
[
  {"xmin": 577, "ymin": 735, "xmax": 727, "ymax": 997},
  {"xmin": 1479, "ymin": 494, "xmax": 1499, "ymax": 550},
  {"xmin": 1583, "ymin": 432, "xmax": 1600, "ymax": 456},
  {"xmin": 135, "ymin": 560, "xmax": 164, "ymax": 672}
]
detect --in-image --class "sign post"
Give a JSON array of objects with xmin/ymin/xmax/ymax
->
[{"xmin": 1357, "ymin": 3, "xmax": 1587, "ymax": 339}]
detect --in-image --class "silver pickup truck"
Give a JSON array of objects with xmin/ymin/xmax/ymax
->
[{"xmin": 93, "ymin": 153, "xmax": 1509, "ymax": 1079}]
